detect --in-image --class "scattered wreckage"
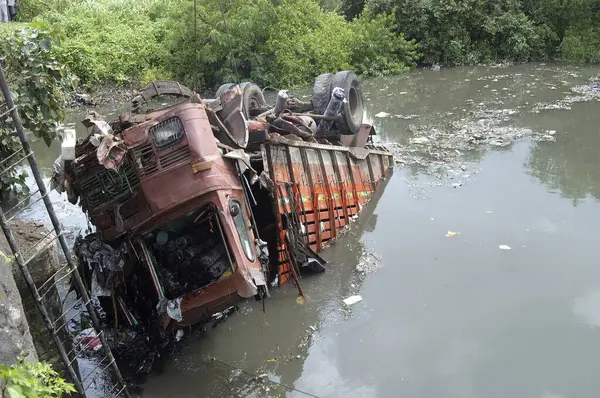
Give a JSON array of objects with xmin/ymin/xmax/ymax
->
[{"xmin": 51, "ymin": 71, "xmax": 393, "ymax": 375}]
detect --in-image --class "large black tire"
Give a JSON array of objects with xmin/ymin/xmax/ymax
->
[
  {"xmin": 216, "ymin": 82, "xmax": 268, "ymax": 119},
  {"xmin": 331, "ymin": 71, "xmax": 364, "ymax": 135},
  {"xmin": 239, "ymin": 82, "xmax": 268, "ymax": 118},
  {"xmin": 215, "ymin": 83, "xmax": 236, "ymax": 98},
  {"xmin": 312, "ymin": 73, "xmax": 334, "ymax": 115}
]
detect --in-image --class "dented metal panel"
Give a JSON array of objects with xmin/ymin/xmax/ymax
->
[{"xmin": 262, "ymin": 138, "xmax": 394, "ymax": 285}]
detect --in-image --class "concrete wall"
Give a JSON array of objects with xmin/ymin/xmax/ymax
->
[
  {"xmin": 0, "ymin": 222, "xmax": 77, "ymax": 379},
  {"xmin": 8, "ymin": 232, "xmax": 75, "ymax": 377},
  {"xmin": 0, "ymin": 253, "xmax": 38, "ymax": 364}
]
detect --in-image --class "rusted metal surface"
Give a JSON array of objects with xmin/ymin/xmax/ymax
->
[
  {"xmin": 262, "ymin": 133, "xmax": 393, "ymax": 285},
  {"xmin": 66, "ymin": 100, "xmax": 267, "ymax": 329},
  {"xmin": 339, "ymin": 123, "xmax": 375, "ymax": 147}
]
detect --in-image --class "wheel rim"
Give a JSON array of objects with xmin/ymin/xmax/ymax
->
[
  {"xmin": 248, "ymin": 97, "xmax": 261, "ymax": 110},
  {"xmin": 348, "ymin": 86, "xmax": 360, "ymax": 123}
]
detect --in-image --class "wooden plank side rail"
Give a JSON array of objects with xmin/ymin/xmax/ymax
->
[{"xmin": 262, "ymin": 140, "xmax": 393, "ymax": 285}]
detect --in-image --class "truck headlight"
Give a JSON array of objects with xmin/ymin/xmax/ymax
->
[
  {"xmin": 150, "ymin": 117, "xmax": 185, "ymax": 149},
  {"xmin": 230, "ymin": 199, "xmax": 255, "ymax": 262}
]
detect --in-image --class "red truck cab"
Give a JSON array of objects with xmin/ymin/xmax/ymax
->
[{"xmin": 69, "ymin": 99, "xmax": 267, "ymax": 328}]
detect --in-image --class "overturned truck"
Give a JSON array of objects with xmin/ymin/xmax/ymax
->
[{"xmin": 55, "ymin": 71, "xmax": 393, "ymax": 346}]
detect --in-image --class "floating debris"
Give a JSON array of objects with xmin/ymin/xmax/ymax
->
[
  {"xmin": 73, "ymin": 328, "xmax": 102, "ymax": 355},
  {"xmin": 386, "ymin": 104, "xmax": 555, "ymax": 176},
  {"xmin": 343, "ymin": 295, "xmax": 363, "ymax": 306},
  {"xmin": 499, "ymin": 245, "xmax": 512, "ymax": 251},
  {"xmin": 410, "ymin": 137, "xmax": 429, "ymax": 144},
  {"xmin": 445, "ymin": 231, "xmax": 459, "ymax": 238},
  {"xmin": 532, "ymin": 83, "xmax": 600, "ymax": 113}
]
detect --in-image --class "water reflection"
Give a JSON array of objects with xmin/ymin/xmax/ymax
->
[
  {"xmin": 525, "ymin": 102, "xmax": 600, "ymax": 205},
  {"xmin": 573, "ymin": 290, "xmax": 600, "ymax": 328}
]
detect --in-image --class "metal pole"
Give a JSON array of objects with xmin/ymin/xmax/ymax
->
[
  {"xmin": 0, "ymin": 63, "xmax": 130, "ymax": 397},
  {"xmin": 0, "ymin": 209, "xmax": 85, "ymax": 394}
]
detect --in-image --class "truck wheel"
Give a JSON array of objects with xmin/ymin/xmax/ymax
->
[
  {"xmin": 215, "ymin": 83, "xmax": 236, "ymax": 98},
  {"xmin": 311, "ymin": 73, "xmax": 334, "ymax": 115},
  {"xmin": 217, "ymin": 83, "xmax": 268, "ymax": 119},
  {"xmin": 331, "ymin": 71, "xmax": 364, "ymax": 135},
  {"xmin": 239, "ymin": 82, "xmax": 268, "ymax": 118}
]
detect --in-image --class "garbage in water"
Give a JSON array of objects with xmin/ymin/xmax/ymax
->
[
  {"xmin": 73, "ymin": 328, "xmax": 102, "ymax": 355},
  {"xmin": 383, "ymin": 75, "xmax": 600, "ymax": 179},
  {"xmin": 499, "ymin": 245, "xmax": 512, "ymax": 250},
  {"xmin": 61, "ymin": 128, "xmax": 77, "ymax": 160},
  {"xmin": 445, "ymin": 231, "xmax": 459, "ymax": 238},
  {"xmin": 532, "ymin": 84, "xmax": 600, "ymax": 113},
  {"xmin": 410, "ymin": 137, "xmax": 429, "ymax": 144},
  {"xmin": 375, "ymin": 112, "xmax": 391, "ymax": 118},
  {"xmin": 343, "ymin": 295, "xmax": 363, "ymax": 306}
]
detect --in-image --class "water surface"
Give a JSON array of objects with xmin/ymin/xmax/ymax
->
[
  {"xmin": 142, "ymin": 64, "xmax": 600, "ymax": 398},
  {"xmin": 22, "ymin": 63, "xmax": 600, "ymax": 398}
]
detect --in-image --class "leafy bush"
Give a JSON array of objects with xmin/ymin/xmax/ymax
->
[
  {"xmin": 163, "ymin": 0, "xmax": 276, "ymax": 90},
  {"xmin": 0, "ymin": 28, "xmax": 72, "ymax": 198},
  {"xmin": 13, "ymin": 0, "xmax": 599, "ymax": 99},
  {"xmin": 0, "ymin": 359, "xmax": 76, "ymax": 398},
  {"xmin": 164, "ymin": 0, "xmax": 419, "ymax": 89},
  {"xmin": 263, "ymin": 0, "xmax": 355, "ymax": 87},
  {"xmin": 367, "ymin": 0, "xmax": 600, "ymax": 66},
  {"xmin": 31, "ymin": 0, "xmax": 173, "ymax": 87},
  {"xmin": 367, "ymin": 0, "xmax": 554, "ymax": 65},
  {"xmin": 350, "ymin": 9, "xmax": 419, "ymax": 76},
  {"xmin": 556, "ymin": 0, "xmax": 600, "ymax": 63},
  {"xmin": 560, "ymin": 28, "xmax": 600, "ymax": 63},
  {"xmin": 341, "ymin": 0, "xmax": 367, "ymax": 20},
  {"xmin": 17, "ymin": 0, "xmax": 418, "ymax": 91}
]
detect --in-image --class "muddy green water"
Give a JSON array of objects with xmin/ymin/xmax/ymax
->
[{"xmin": 27, "ymin": 63, "xmax": 600, "ymax": 397}]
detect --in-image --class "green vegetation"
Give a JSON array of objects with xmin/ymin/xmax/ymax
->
[
  {"xmin": 15, "ymin": 0, "xmax": 418, "ymax": 90},
  {"xmin": 28, "ymin": 0, "xmax": 173, "ymax": 87},
  {"xmin": 0, "ymin": 28, "xmax": 72, "ymax": 198},
  {"xmin": 0, "ymin": 359, "xmax": 76, "ymax": 397},
  {"xmin": 361, "ymin": 0, "xmax": 600, "ymax": 66},
  {"xmin": 7, "ymin": 0, "xmax": 598, "ymax": 91}
]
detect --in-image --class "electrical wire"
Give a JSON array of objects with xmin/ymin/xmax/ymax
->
[{"xmin": 209, "ymin": 356, "xmax": 322, "ymax": 398}]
